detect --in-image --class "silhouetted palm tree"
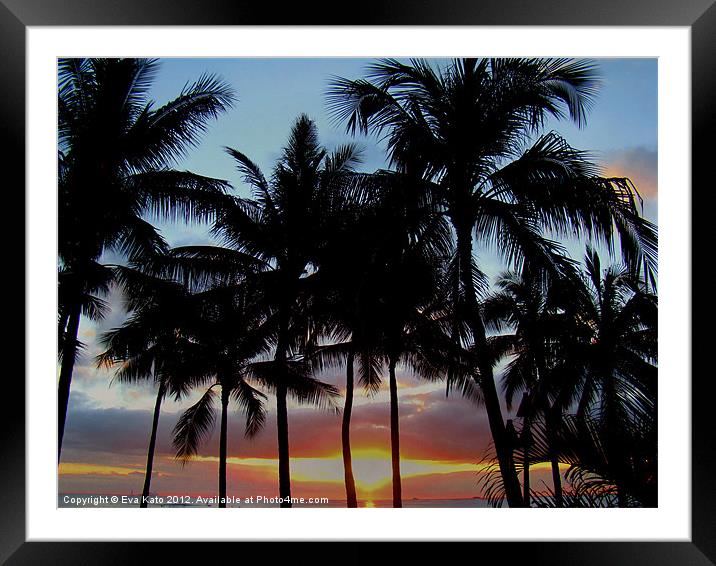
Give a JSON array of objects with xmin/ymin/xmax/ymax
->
[
  {"xmin": 307, "ymin": 207, "xmax": 386, "ymax": 508},
  {"xmin": 485, "ymin": 272, "xmax": 550, "ymax": 506},
  {"xmin": 375, "ymin": 211, "xmax": 455, "ymax": 507},
  {"xmin": 481, "ymin": 249, "xmax": 656, "ymax": 507},
  {"xmin": 574, "ymin": 247, "xmax": 657, "ymax": 506},
  {"xmin": 170, "ymin": 284, "xmax": 270, "ymax": 508},
  {"xmin": 198, "ymin": 115, "xmax": 361, "ymax": 506},
  {"xmin": 167, "ymin": 277, "xmax": 340, "ymax": 507},
  {"xmin": 57, "ymin": 58, "xmax": 235, "ymax": 459},
  {"xmin": 312, "ymin": 169, "xmax": 464, "ymax": 507},
  {"xmin": 484, "ymin": 258, "xmax": 580, "ymax": 506},
  {"xmin": 58, "ymin": 259, "xmax": 113, "ymax": 384},
  {"xmin": 96, "ymin": 266, "xmax": 195, "ymax": 507},
  {"xmin": 328, "ymin": 58, "xmax": 657, "ymax": 506}
]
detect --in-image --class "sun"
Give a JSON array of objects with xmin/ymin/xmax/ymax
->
[{"xmin": 351, "ymin": 449, "xmax": 394, "ymax": 493}]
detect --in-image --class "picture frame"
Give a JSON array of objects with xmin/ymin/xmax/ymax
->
[{"xmin": 4, "ymin": 0, "xmax": 711, "ymax": 563}]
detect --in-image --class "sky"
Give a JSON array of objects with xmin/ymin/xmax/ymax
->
[{"xmin": 59, "ymin": 58, "xmax": 658, "ymax": 506}]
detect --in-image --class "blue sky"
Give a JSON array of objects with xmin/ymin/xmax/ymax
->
[
  {"xmin": 127, "ymin": 57, "xmax": 658, "ymax": 304},
  {"xmin": 145, "ymin": 58, "xmax": 657, "ymax": 250}
]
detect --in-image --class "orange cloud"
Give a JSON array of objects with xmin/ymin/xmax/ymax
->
[
  {"xmin": 602, "ymin": 147, "xmax": 658, "ymax": 200},
  {"xmin": 59, "ymin": 372, "xmax": 511, "ymax": 503},
  {"xmin": 60, "ymin": 462, "xmax": 147, "ymax": 476}
]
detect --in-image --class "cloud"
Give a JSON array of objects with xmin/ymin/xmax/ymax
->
[
  {"xmin": 60, "ymin": 370, "xmax": 505, "ymax": 502},
  {"xmin": 601, "ymin": 146, "xmax": 658, "ymax": 200}
]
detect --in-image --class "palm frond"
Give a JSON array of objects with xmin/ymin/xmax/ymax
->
[
  {"xmin": 172, "ymin": 387, "xmax": 217, "ymax": 463},
  {"xmin": 231, "ymin": 380, "xmax": 268, "ymax": 438},
  {"xmin": 129, "ymin": 73, "xmax": 236, "ymax": 170},
  {"xmin": 128, "ymin": 170, "xmax": 231, "ymax": 224}
]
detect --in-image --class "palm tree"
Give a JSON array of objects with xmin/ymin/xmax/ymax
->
[
  {"xmin": 198, "ymin": 114, "xmax": 361, "ymax": 506},
  {"xmin": 481, "ymin": 250, "xmax": 657, "ymax": 508},
  {"xmin": 484, "ymin": 258, "xmax": 581, "ymax": 506},
  {"xmin": 573, "ymin": 247, "xmax": 657, "ymax": 506},
  {"xmin": 173, "ymin": 379, "xmax": 266, "ymax": 509},
  {"xmin": 58, "ymin": 260, "xmax": 113, "ymax": 403},
  {"xmin": 170, "ymin": 285, "xmax": 269, "ymax": 508},
  {"xmin": 312, "ymin": 167, "xmax": 463, "ymax": 507},
  {"xmin": 57, "ymin": 58, "xmax": 235, "ymax": 459},
  {"xmin": 381, "ymin": 287, "xmax": 458, "ymax": 508},
  {"xmin": 307, "ymin": 206, "xmax": 385, "ymax": 508},
  {"xmin": 375, "ymin": 216, "xmax": 455, "ymax": 508},
  {"xmin": 328, "ymin": 58, "xmax": 657, "ymax": 506},
  {"xmin": 167, "ymin": 278, "xmax": 340, "ymax": 507},
  {"xmin": 485, "ymin": 272, "xmax": 549, "ymax": 507},
  {"xmin": 96, "ymin": 267, "xmax": 195, "ymax": 507}
]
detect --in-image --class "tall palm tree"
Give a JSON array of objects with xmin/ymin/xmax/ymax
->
[
  {"xmin": 485, "ymin": 272, "xmax": 549, "ymax": 507},
  {"xmin": 307, "ymin": 206, "xmax": 386, "ymax": 508},
  {"xmin": 96, "ymin": 266, "xmax": 195, "ymax": 507},
  {"xmin": 328, "ymin": 58, "xmax": 657, "ymax": 506},
  {"xmin": 311, "ymin": 168, "xmax": 462, "ymax": 507},
  {"xmin": 199, "ymin": 115, "xmax": 360, "ymax": 506},
  {"xmin": 374, "ymin": 212, "xmax": 455, "ymax": 508},
  {"xmin": 481, "ymin": 249, "xmax": 657, "ymax": 508},
  {"xmin": 57, "ymin": 58, "xmax": 235, "ymax": 459},
  {"xmin": 170, "ymin": 285, "xmax": 269, "ymax": 508},
  {"xmin": 380, "ymin": 285, "xmax": 458, "ymax": 508},
  {"xmin": 484, "ymin": 257, "xmax": 581, "ymax": 507},
  {"xmin": 167, "ymin": 279, "xmax": 339, "ymax": 507},
  {"xmin": 173, "ymin": 378, "xmax": 267, "ymax": 509},
  {"xmin": 573, "ymin": 247, "xmax": 657, "ymax": 506}
]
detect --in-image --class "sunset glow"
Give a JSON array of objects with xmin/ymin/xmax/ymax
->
[
  {"xmin": 192, "ymin": 450, "xmax": 481, "ymax": 492},
  {"xmin": 59, "ymin": 463, "xmax": 146, "ymax": 476}
]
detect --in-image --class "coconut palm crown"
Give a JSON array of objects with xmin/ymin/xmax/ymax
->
[{"xmin": 57, "ymin": 58, "xmax": 235, "ymax": 459}]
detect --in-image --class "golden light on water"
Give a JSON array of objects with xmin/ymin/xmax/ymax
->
[
  {"xmin": 60, "ymin": 452, "xmax": 569, "ymax": 497},
  {"xmin": 189, "ymin": 448, "xmax": 481, "ymax": 494}
]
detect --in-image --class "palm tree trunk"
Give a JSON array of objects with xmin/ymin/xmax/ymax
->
[
  {"xmin": 140, "ymin": 381, "xmax": 165, "ymax": 508},
  {"xmin": 608, "ymin": 423, "xmax": 629, "ymax": 508},
  {"xmin": 546, "ymin": 410, "xmax": 564, "ymax": 507},
  {"xmin": 276, "ymin": 381, "xmax": 291, "ymax": 508},
  {"xmin": 388, "ymin": 357, "xmax": 402, "ymax": 508},
  {"xmin": 474, "ymin": 333, "xmax": 524, "ymax": 507},
  {"xmin": 58, "ymin": 309, "xmax": 69, "ymax": 347},
  {"xmin": 218, "ymin": 386, "xmax": 229, "ymax": 508},
  {"xmin": 58, "ymin": 301, "xmax": 81, "ymax": 462},
  {"xmin": 549, "ymin": 454, "xmax": 563, "ymax": 507},
  {"xmin": 342, "ymin": 350, "xmax": 358, "ymax": 507},
  {"xmin": 455, "ymin": 222, "xmax": 523, "ymax": 507},
  {"xmin": 523, "ymin": 419, "xmax": 531, "ymax": 507},
  {"xmin": 275, "ymin": 319, "xmax": 292, "ymax": 508},
  {"xmin": 603, "ymin": 375, "xmax": 629, "ymax": 507}
]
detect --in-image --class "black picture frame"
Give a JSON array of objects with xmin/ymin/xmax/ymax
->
[{"xmin": 4, "ymin": 1, "xmax": 711, "ymax": 563}]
